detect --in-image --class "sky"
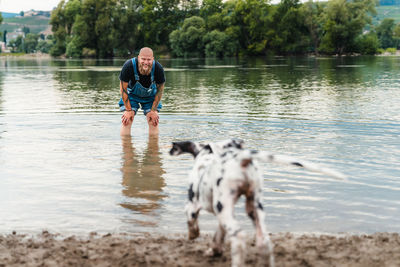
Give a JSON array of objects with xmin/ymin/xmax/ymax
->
[{"xmin": 0, "ymin": 0, "xmax": 60, "ymax": 13}]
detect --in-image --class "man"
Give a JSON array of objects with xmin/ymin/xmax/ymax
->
[{"xmin": 118, "ymin": 47, "xmax": 165, "ymax": 136}]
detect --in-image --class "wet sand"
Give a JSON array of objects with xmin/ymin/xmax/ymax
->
[{"xmin": 1, "ymin": 231, "xmax": 399, "ymax": 266}]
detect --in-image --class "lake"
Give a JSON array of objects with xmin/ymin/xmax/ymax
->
[{"xmin": 0, "ymin": 56, "xmax": 399, "ymax": 235}]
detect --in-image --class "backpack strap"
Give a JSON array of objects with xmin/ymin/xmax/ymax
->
[
  {"xmin": 151, "ymin": 60, "xmax": 155, "ymax": 83},
  {"xmin": 132, "ymin": 58, "xmax": 139, "ymax": 81}
]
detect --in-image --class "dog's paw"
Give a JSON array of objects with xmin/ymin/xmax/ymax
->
[
  {"xmin": 204, "ymin": 247, "xmax": 223, "ymax": 257},
  {"xmin": 188, "ymin": 228, "xmax": 200, "ymax": 240}
]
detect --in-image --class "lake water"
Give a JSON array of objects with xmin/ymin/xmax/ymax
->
[{"xmin": 0, "ymin": 56, "xmax": 399, "ymax": 235}]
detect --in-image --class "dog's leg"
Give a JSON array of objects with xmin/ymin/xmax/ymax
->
[
  {"xmin": 185, "ymin": 184, "xmax": 201, "ymax": 240},
  {"xmin": 205, "ymin": 223, "xmax": 226, "ymax": 256},
  {"xmin": 185, "ymin": 201, "xmax": 200, "ymax": 240},
  {"xmin": 246, "ymin": 191, "xmax": 274, "ymax": 267},
  {"xmin": 214, "ymin": 187, "xmax": 246, "ymax": 267}
]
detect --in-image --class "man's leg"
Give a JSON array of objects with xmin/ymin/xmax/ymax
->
[
  {"xmin": 120, "ymin": 115, "xmax": 134, "ymax": 136},
  {"xmin": 146, "ymin": 112, "xmax": 159, "ymax": 135},
  {"xmin": 119, "ymin": 99, "xmax": 139, "ymax": 136},
  {"xmin": 144, "ymin": 101, "xmax": 162, "ymax": 136}
]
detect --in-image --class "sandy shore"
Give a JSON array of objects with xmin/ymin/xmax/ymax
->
[{"xmin": 1, "ymin": 231, "xmax": 399, "ymax": 266}]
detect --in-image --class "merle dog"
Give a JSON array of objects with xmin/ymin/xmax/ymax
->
[{"xmin": 170, "ymin": 139, "xmax": 345, "ymax": 267}]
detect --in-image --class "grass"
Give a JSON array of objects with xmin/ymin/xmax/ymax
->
[{"xmin": 0, "ymin": 52, "xmax": 26, "ymax": 57}]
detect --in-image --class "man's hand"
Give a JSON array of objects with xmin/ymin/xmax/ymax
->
[
  {"xmin": 121, "ymin": 110, "xmax": 134, "ymax": 125},
  {"xmin": 146, "ymin": 110, "xmax": 159, "ymax": 127}
]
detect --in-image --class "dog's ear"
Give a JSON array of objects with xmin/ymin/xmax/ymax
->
[
  {"xmin": 232, "ymin": 138, "xmax": 244, "ymax": 149},
  {"xmin": 170, "ymin": 141, "xmax": 200, "ymax": 158}
]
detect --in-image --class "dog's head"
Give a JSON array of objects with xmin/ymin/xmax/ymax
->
[
  {"xmin": 170, "ymin": 141, "xmax": 200, "ymax": 158},
  {"xmin": 170, "ymin": 139, "xmax": 244, "ymax": 158}
]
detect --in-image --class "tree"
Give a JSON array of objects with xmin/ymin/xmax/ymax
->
[
  {"xmin": 300, "ymin": 1, "xmax": 326, "ymax": 54},
  {"xmin": 169, "ymin": 16, "xmax": 206, "ymax": 57},
  {"xmin": 24, "ymin": 33, "xmax": 39, "ymax": 53},
  {"xmin": 9, "ymin": 36, "xmax": 23, "ymax": 52},
  {"xmin": 22, "ymin": 26, "xmax": 30, "ymax": 35},
  {"xmin": 269, "ymin": 0, "xmax": 310, "ymax": 54},
  {"xmin": 203, "ymin": 30, "xmax": 238, "ymax": 57},
  {"xmin": 141, "ymin": 0, "xmax": 185, "ymax": 48},
  {"xmin": 37, "ymin": 39, "xmax": 53, "ymax": 53},
  {"xmin": 376, "ymin": 18, "xmax": 396, "ymax": 49},
  {"xmin": 356, "ymin": 32, "xmax": 379, "ymax": 54},
  {"xmin": 50, "ymin": 0, "xmax": 68, "ymax": 56},
  {"xmin": 319, "ymin": 0, "xmax": 377, "ymax": 55},
  {"xmin": 232, "ymin": 0, "xmax": 273, "ymax": 55}
]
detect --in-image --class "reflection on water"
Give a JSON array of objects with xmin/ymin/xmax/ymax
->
[{"xmin": 120, "ymin": 135, "xmax": 166, "ymax": 220}]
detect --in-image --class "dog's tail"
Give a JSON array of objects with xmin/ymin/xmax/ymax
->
[{"xmin": 240, "ymin": 150, "xmax": 346, "ymax": 180}]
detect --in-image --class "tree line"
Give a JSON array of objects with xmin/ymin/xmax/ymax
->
[{"xmin": 3, "ymin": 0, "xmax": 400, "ymax": 57}]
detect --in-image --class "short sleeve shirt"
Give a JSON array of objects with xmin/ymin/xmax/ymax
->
[{"xmin": 119, "ymin": 58, "xmax": 165, "ymax": 89}]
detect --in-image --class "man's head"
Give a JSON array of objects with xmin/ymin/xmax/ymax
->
[{"xmin": 138, "ymin": 47, "xmax": 154, "ymax": 75}]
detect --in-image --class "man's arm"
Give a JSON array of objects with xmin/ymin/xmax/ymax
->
[
  {"xmin": 147, "ymin": 83, "xmax": 164, "ymax": 127},
  {"xmin": 120, "ymin": 81, "xmax": 134, "ymax": 125},
  {"xmin": 151, "ymin": 82, "xmax": 165, "ymax": 111},
  {"xmin": 120, "ymin": 81, "xmax": 132, "ymax": 110}
]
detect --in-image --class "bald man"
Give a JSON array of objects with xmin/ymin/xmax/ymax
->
[{"xmin": 118, "ymin": 47, "xmax": 166, "ymax": 135}]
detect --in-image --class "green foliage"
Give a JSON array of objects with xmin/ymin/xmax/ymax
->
[
  {"xmin": 24, "ymin": 33, "xmax": 39, "ymax": 53},
  {"xmin": 300, "ymin": 1, "xmax": 326, "ymax": 54},
  {"xmin": 376, "ymin": 18, "xmax": 396, "ymax": 48},
  {"xmin": 32, "ymin": 0, "xmax": 392, "ymax": 57},
  {"xmin": 8, "ymin": 36, "xmax": 23, "ymax": 52},
  {"xmin": 232, "ymin": 0, "xmax": 273, "ymax": 55},
  {"xmin": 270, "ymin": 0, "xmax": 311, "ymax": 54},
  {"xmin": 203, "ymin": 30, "xmax": 239, "ymax": 57},
  {"xmin": 66, "ymin": 36, "xmax": 83, "ymax": 58},
  {"xmin": 37, "ymin": 39, "xmax": 53, "ymax": 53},
  {"xmin": 319, "ymin": 0, "xmax": 377, "ymax": 55},
  {"xmin": 385, "ymin": 47, "xmax": 397, "ymax": 54},
  {"xmin": 356, "ymin": 32, "xmax": 380, "ymax": 54},
  {"xmin": 169, "ymin": 16, "xmax": 206, "ymax": 57}
]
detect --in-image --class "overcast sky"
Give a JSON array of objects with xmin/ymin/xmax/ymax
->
[{"xmin": 0, "ymin": 0, "xmax": 60, "ymax": 13}]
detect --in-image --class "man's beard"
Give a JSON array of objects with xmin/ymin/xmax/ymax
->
[{"xmin": 138, "ymin": 62, "xmax": 152, "ymax": 75}]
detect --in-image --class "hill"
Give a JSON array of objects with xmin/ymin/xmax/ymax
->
[
  {"xmin": 373, "ymin": 5, "xmax": 400, "ymax": 25},
  {"xmin": 0, "ymin": 11, "xmax": 50, "ymax": 34}
]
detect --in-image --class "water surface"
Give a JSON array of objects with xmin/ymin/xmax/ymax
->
[{"xmin": 0, "ymin": 56, "xmax": 399, "ymax": 235}]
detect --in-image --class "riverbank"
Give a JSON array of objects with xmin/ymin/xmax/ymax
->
[
  {"xmin": 0, "ymin": 52, "xmax": 51, "ymax": 58},
  {"xmin": 1, "ymin": 231, "xmax": 399, "ymax": 266}
]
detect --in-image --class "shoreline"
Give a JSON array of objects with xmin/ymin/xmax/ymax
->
[
  {"xmin": 1, "ymin": 52, "xmax": 400, "ymax": 60},
  {"xmin": 1, "ymin": 231, "xmax": 399, "ymax": 266}
]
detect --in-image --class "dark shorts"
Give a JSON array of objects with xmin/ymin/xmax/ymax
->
[{"xmin": 119, "ymin": 97, "xmax": 162, "ymax": 115}]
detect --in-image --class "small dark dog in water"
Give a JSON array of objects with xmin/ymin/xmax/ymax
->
[{"xmin": 170, "ymin": 139, "xmax": 345, "ymax": 267}]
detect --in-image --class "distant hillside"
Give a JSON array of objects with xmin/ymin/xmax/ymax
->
[
  {"xmin": 0, "ymin": 11, "xmax": 51, "ymax": 34},
  {"xmin": 373, "ymin": 5, "xmax": 400, "ymax": 25}
]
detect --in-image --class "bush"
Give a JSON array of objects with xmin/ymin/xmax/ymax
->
[
  {"xmin": 82, "ymin": 48, "xmax": 96, "ymax": 58},
  {"xmin": 356, "ymin": 33, "xmax": 379, "ymax": 55},
  {"xmin": 66, "ymin": 38, "xmax": 82, "ymax": 58},
  {"xmin": 385, "ymin": 47, "xmax": 397, "ymax": 54},
  {"xmin": 377, "ymin": 48, "xmax": 385, "ymax": 54},
  {"xmin": 36, "ymin": 40, "xmax": 53, "ymax": 53},
  {"xmin": 169, "ymin": 16, "xmax": 206, "ymax": 57}
]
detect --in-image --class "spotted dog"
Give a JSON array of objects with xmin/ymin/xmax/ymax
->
[{"xmin": 170, "ymin": 139, "xmax": 345, "ymax": 267}]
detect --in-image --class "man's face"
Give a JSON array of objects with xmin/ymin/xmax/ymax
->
[{"xmin": 138, "ymin": 52, "xmax": 153, "ymax": 75}]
